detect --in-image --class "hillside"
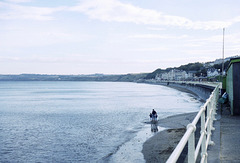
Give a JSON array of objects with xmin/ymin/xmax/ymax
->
[{"xmin": 145, "ymin": 60, "xmax": 231, "ymax": 79}]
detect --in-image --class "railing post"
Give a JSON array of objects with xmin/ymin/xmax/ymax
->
[
  {"xmin": 212, "ymin": 97, "xmax": 217, "ymax": 120},
  {"xmin": 188, "ymin": 132, "xmax": 195, "ymax": 163},
  {"xmin": 213, "ymin": 87, "xmax": 219, "ymax": 119},
  {"xmin": 207, "ymin": 103, "xmax": 214, "ymax": 146},
  {"xmin": 201, "ymin": 109, "xmax": 207, "ymax": 163},
  {"xmin": 187, "ymin": 124, "xmax": 196, "ymax": 163},
  {"xmin": 210, "ymin": 100, "xmax": 215, "ymax": 131}
]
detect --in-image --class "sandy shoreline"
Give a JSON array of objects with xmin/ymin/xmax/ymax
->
[
  {"xmin": 142, "ymin": 112, "xmax": 198, "ymax": 163},
  {"xmin": 139, "ymin": 81, "xmax": 204, "ymax": 163}
]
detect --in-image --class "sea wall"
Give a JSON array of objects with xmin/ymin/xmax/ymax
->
[
  {"xmin": 142, "ymin": 80, "xmax": 216, "ymax": 101},
  {"xmin": 168, "ymin": 82, "xmax": 215, "ymax": 101}
]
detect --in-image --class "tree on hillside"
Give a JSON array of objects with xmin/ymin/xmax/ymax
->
[
  {"xmin": 145, "ymin": 60, "xmax": 230, "ymax": 79},
  {"xmin": 213, "ymin": 60, "xmax": 230, "ymax": 72},
  {"xmin": 178, "ymin": 62, "xmax": 203, "ymax": 72},
  {"xmin": 144, "ymin": 68, "xmax": 166, "ymax": 79}
]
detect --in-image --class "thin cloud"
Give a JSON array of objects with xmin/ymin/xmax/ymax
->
[
  {"xmin": 130, "ymin": 47, "xmax": 168, "ymax": 52},
  {"xmin": 5, "ymin": 0, "xmax": 32, "ymax": 3},
  {"xmin": 147, "ymin": 27, "xmax": 166, "ymax": 31},
  {"xmin": 0, "ymin": 56, "xmax": 20, "ymax": 62},
  {"xmin": 0, "ymin": 2, "xmax": 66, "ymax": 20},
  {"xmin": 0, "ymin": 29, "xmax": 79, "ymax": 48},
  {"xmin": 1, "ymin": 0, "xmax": 239, "ymax": 30},
  {"xmin": 129, "ymin": 34, "xmax": 188, "ymax": 39},
  {"xmin": 187, "ymin": 33, "xmax": 240, "ymax": 45},
  {"xmin": 72, "ymin": 0, "xmax": 238, "ymax": 30}
]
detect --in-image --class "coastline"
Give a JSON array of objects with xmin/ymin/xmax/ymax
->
[
  {"xmin": 140, "ymin": 81, "xmax": 205, "ymax": 102},
  {"xmin": 142, "ymin": 112, "xmax": 198, "ymax": 163}
]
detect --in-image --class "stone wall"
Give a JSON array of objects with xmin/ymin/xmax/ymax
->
[{"xmin": 145, "ymin": 81, "xmax": 216, "ymax": 101}]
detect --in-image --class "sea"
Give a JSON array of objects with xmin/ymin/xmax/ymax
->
[{"xmin": 0, "ymin": 81, "xmax": 202, "ymax": 163}]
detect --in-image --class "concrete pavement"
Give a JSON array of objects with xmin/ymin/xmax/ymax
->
[{"xmin": 208, "ymin": 105, "xmax": 240, "ymax": 163}]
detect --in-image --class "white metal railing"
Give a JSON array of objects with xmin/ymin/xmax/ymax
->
[{"xmin": 166, "ymin": 84, "xmax": 220, "ymax": 163}]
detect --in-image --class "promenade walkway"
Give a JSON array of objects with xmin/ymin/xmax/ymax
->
[
  {"xmin": 208, "ymin": 105, "xmax": 240, "ymax": 163},
  {"xmin": 184, "ymin": 82, "xmax": 240, "ymax": 162}
]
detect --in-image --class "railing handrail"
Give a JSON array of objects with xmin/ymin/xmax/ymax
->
[{"xmin": 166, "ymin": 84, "xmax": 220, "ymax": 163}]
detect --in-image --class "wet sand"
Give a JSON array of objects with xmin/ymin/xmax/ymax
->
[{"xmin": 142, "ymin": 112, "xmax": 197, "ymax": 163}]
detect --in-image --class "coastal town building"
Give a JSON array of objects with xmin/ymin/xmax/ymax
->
[
  {"xmin": 154, "ymin": 56, "xmax": 240, "ymax": 82},
  {"xmin": 156, "ymin": 68, "xmax": 222, "ymax": 81},
  {"xmin": 207, "ymin": 68, "xmax": 220, "ymax": 77},
  {"xmin": 155, "ymin": 69, "xmax": 189, "ymax": 81}
]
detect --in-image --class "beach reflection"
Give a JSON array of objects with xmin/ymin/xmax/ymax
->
[{"xmin": 151, "ymin": 123, "xmax": 158, "ymax": 132}]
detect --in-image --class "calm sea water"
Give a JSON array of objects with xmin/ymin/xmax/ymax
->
[{"xmin": 0, "ymin": 81, "xmax": 201, "ymax": 162}]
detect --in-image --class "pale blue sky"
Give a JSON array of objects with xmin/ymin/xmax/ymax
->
[{"xmin": 1, "ymin": 0, "xmax": 240, "ymax": 74}]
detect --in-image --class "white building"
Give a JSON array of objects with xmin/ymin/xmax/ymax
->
[
  {"xmin": 207, "ymin": 68, "xmax": 220, "ymax": 77},
  {"xmin": 156, "ymin": 69, "xmax": 188, "ymax": 81}
]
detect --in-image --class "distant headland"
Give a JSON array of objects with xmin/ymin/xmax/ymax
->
[{"xmin": 0, "ymin": 56, "xmax": 238, "ymax": 82}]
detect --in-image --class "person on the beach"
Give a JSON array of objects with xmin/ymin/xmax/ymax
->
[
  {"xmin": 152, "ymin": 109, "xmax": 157, "ymax": 121},
  {"xmin": 149, "ymin": 113, "xmax": 153, "ymax": 120},
  {"xmin": 152, "ymin": 109, "xmax": 157, "ymax": 116}
]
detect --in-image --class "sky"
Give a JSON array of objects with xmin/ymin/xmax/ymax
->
[{"xmin": 0, "ymin": 0, "xmax": 240, "ymax": 75}]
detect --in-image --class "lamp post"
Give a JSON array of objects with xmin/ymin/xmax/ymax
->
[{"xmin": 222, "ymin": 28, "xmax": 225, "ymax": 76}]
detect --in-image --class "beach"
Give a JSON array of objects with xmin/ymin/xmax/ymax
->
[{"xmin": 142, "ymin": 112, "xmax": 198, "ymax": 163}]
